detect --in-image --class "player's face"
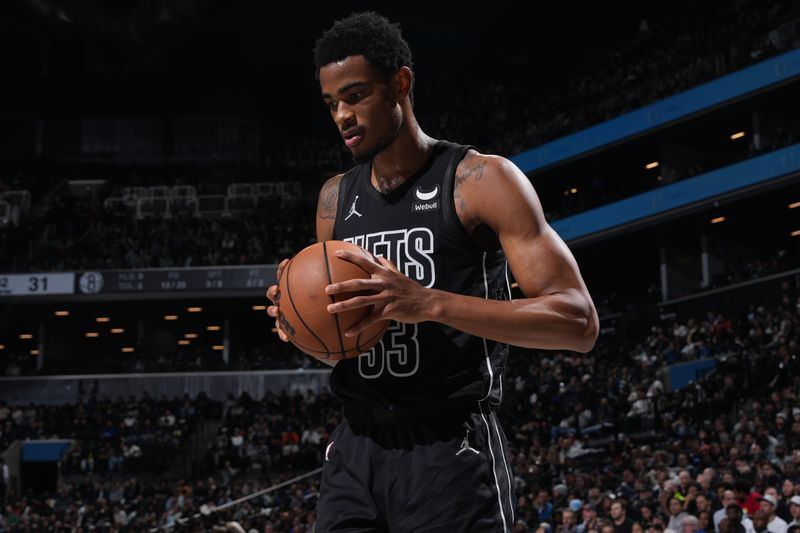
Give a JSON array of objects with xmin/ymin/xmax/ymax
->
[{"xmin": 320, "ymin": 55, "xmax": 402, "ymax": 162}]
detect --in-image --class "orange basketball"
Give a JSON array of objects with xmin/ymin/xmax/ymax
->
[{"xmin": 276, "ymin": 240, "xmax": 390, "ymax": 361}]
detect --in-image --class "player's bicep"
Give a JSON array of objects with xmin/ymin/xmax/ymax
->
[
  {"xmin": 502, "ymin": 225, "xmax": 588, "ymax": 299},
  {"xmin": 316, "ymin": 174, "xmax": 343, "ymax": 242},
  {"xmin": 477, "ymin": 158, "xmax": 588, "ymax": 298}
]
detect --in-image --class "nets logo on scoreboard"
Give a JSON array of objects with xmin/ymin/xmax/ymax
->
[{"xmin": 78, "ymin": 272, "xmax": 104, "ymax": 294}]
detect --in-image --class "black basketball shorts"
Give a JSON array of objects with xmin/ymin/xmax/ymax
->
[{"xmin": 316, "ymin": 404, "xmax": 515, "ymax": 532}]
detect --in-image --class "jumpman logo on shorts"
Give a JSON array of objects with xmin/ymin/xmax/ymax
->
[
  {"xmin": 345, "ymin": 195, "xmax": 363, "ymax": 220},
  {"xmin": 456, "ymin": 429, "xmax": 480, "ymax": 456}
]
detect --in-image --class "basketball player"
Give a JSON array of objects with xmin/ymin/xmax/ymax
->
[{"xmin": 266, "ymin": 12, "xmax": 599, "ymax": 532}]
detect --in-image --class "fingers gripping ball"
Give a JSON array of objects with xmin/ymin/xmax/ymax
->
[{"xmin": 276, "ymin": 240, "xmax": 389, "ymax": 361}]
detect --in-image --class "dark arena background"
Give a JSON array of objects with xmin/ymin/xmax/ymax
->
[{"xmin": 1, "ymin": 0, "xmax": 800, "ymax": 531}]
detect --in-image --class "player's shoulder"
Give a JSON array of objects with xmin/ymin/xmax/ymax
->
[
  {"xmin": 322, "ymin": 172, "xmax": 345, "ymax": 190},
  {"xmin": 316, "ymin": 173, "xmax": 345, "ymax": 220},
  {"xmin": 455, "ymin": 148, "xmax": 525, "ymax": 187},
  {"xmin": 318, "ymin": 172, "xmax": 345, "ymax": 199}
]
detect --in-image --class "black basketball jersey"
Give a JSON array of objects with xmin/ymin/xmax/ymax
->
[{"xmin": 330, "ymin": 140, "xmax": 510, "ymax": 411}]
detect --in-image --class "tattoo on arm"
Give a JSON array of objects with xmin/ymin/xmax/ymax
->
[
  {"xmin": 454, "ymin": 153, "xmax": 487, "ymax": 185},
  {"xmin": 453, "ymin": 152, "xmax": 486, "ymax": 219},
  {"xmin": 454, "ymin": 188, "xmax": 466, "ymax": 217},
  {"xmin": 317, "ymin": 176, "xmax": 342, "ymax": 220}
]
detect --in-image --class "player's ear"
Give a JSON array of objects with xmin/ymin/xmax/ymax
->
[{"xmin": 394, "ymin": 66, "xmax": 413, "ymax": 102}]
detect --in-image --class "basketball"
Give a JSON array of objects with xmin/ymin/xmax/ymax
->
[{"xmin": 276, "ymin": 240, "xmax": 390, "ymax": 360}]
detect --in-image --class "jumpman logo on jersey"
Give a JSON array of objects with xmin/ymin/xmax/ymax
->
[
  {"xmin": 345, "ymin": 195, "xmax": 363, "ymax": 220},
  {"xmin": 456, "ymin": 429, "xmax": 480, "ymax": 456}
]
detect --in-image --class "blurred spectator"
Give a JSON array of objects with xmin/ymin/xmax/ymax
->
[{"xmin": 759, "ymin": 495, "xmax": 789, "ymax": 533}]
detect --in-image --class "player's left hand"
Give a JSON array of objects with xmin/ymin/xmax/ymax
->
[{"xmin": 325, "ymin": 249, "xmax": 434, "ymax": 336}]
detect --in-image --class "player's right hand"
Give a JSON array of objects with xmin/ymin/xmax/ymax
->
[{"xmin": 266, "ymin": 258, "xmax": 290, "ymax": 342}]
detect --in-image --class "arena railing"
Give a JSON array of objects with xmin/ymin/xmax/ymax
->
[{"xmin": 104, "ymin": 181, "xmax": 302, "ymax": 219}]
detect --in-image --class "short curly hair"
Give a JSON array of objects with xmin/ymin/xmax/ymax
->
[{"xmin": 313, "ymin": 12, "xmax": 413, "ymax": 80}]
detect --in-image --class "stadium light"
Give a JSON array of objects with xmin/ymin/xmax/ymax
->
[
  {"xmin": 19, "ymin": 334, "xmax": 33, "ymax": 340},
  {"xmin": 252, "ymin": 305, "xmax": 268, "ymax": 311},
  {"xmin": 0, "ymin": 344, "xmax": 5, "ymax": 350},
  {"xmin": 185, "ymin": 333, "xmax": 198, "ymax": 339},
  {"xmin": 178, "ymin": 340, "xmax": 191, "ymax": 345},
  {"xmin": 645, "ymin": 161, "xmax": 659, "ymax": 169},
  {"xmin": 121, "ymin": 347, "xmax": 135, "ymax": 353},
  {"xmin": 96, "ymin": 317, "xmax": 110, "ymax": 323},
  {"xmin": 792, "ymin": 229, "xmax": 800, "ymax": 237},
  {"xmin": 111, "ymin": 328, "xmax": 125, "ymax": 334},
  {"xmin": 187, "ymin": 307, "xmax": 203, "ymax": 313},
  {"xmin": 207, "ymin": 325, "xmax": 221, "ymax": 331},
  {"xmin": 730, "ymin": 131, "xmax": 746, "ymax": 140},
  {"xmin": 710, "ymin": 216, "xmax": 726, "ymax": 224},
  {"xmin": 212, "ymin": 345, "xmax": 225, "ymax": 351},
  {"xmin": 85, "ymin": 332, "xmax": 100, "ymax": 338},
  {"xmin": 54, "ymin": 310, "xmax": 70, "ymax": 317},
  {"xmin": 789, "ymin": 202, "xmax": 800, "ymax": 209},
  {"xmin": 164, "ymin": 315, "xmax": 178, "ymax": 321},
  {"xmin": 30, "ymin": 349, "xmax": 39, "ymax": 356}
]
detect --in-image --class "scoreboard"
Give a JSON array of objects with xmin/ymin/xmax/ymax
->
[
  {"xmin": 0, "ymin": 266, "xmax": 278, "ymax": 300},
  {"xmin": 0, "ymin": 273, "xmax": 75, "ymax": 296}
]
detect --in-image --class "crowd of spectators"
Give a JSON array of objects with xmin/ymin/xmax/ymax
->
[
  {"xmin": 417, "ymin": 0, "xmax": 800, "ymax": 157},
  {"xmin": 201, "ymin": 389, "xmax": 338, "ymax": 487},
  {"xmin": 0, "ymin": 391, "xmax": 329, "ymax": 531},
  {"xmin": 499, "ymin": 278, "xmax": 800, "ymax": 533},
  {"xmin": 711, "ymin": 246, "xmax": 800, "ymax": 291},
  {"xmin": 258, "ymin": 0, "xmax": 800, "ymax": 168},
  {"xmin": 2, "ymin": 1, "xmax": 800, "ymax": 528},
  {"xmin": 0, "ymin": 2, "xmax": 797, "ymax": 274},
  {"xmin": 0, "ymin": 393, "xmax": 221, "ymax": 479},
  {"xmin": 0, "ymin": 475, "xmax": 319, "ymax": 532},
  {"xmin": 0, "ymin": 159, "xmax": 319, "ymax": 272},
  {"xmin": 25, "ymin": 191, "xmax": 315, "ymax": 272},
  {"xmin": 4, "ymin": 139, "xmax": 798, "ymax": 273},
  {"xmin": 0, "ymin": 277, "xmax": 798, "ymax": 531}
]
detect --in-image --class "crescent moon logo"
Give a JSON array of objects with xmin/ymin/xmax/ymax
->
[{"xmin": 415, "ymin": 186, "xmax": 439, "ymax": 201}]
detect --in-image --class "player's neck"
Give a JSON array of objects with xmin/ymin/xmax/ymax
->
[{"xmin": 371, "ymin": 119, "xmax": 436, "ymax": 194}]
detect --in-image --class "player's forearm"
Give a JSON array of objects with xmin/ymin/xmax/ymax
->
[{"xmin": 425, "ymin": 288, "xmax": 598, "ymax": 353}]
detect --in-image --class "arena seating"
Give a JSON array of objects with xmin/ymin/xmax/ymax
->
[
  {"xmin": 0, "ymin": 280, "xmax": 797, "ymax": 530},
  {"xmin": 0, "ymin": 394, "xmax": 222, "ymax": 478},
  {"xmin": 418, "ymin": 0, "xmax": 800, "ymax": 157},
  {"xmin": 100, "ymin": 181, "xmax": 302, "ymax": 221},
  {"xmin": 0, "ymin": 1, "xmax": 796, "ymax": 277}
]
